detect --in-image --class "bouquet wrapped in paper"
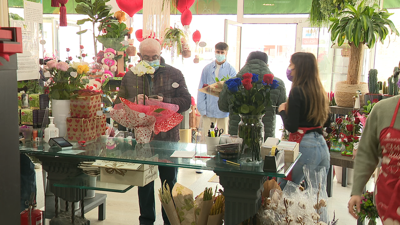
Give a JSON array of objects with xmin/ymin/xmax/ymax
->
[
  {"xmin": 198, "ymin": 81, "xmax": 225, "ymax": 97},
  {"xmin": 159, "ymin": 184, "xmax": 223, "ymax": 225},
  {"xmin": 110, "ymin": 98, "xmax": 183, "ymax": 143}
]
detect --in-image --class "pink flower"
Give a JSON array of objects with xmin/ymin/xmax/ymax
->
[
  {"xmin": 68, "ymin": 56, "xmax": 73, "ymax": 61},
  {"xmin": 46, "ymin": 59, "xmax": 57, "ymax": 69},
  {"xmin": 82, "ymin": 53, "xmax": 86, "ymax": 57},
  {"xmin": 80, "ymin": 45, "xmax": 84, "ymax": 49},
  {"xmin": 66, "ymin": 48, "xmax": 70, "ymax": 52},
  {"xmin": 56, "ymin": 62, "xmax": 69, "ymax": 71}
]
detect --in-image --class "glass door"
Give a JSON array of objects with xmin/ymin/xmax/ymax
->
[{"xmin": 224, "ymin": 19, "xmax": 242, "ymax": 72}]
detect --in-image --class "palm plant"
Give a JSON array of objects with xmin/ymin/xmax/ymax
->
[{"xmin": 329, "ymin": 0, "xmax": 399, "ymax": 85}]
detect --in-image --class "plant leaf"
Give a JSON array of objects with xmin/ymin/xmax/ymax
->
[
  {"xmin": 76, "ymin": 29, "xmax": 88, "ymax": 35},
  {"xmin": 77, "ymin": 18, "xmax": 91, "ymax": 25}
]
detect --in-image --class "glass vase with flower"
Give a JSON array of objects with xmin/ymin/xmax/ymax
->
[{"xmin": 224, "ymin": 73, "xmax": 279, "ymax": 164}]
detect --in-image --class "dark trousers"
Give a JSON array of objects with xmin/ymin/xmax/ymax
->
[{"xmin": 138, "ymin": 166, "xmax": 178, "ymax": 225}]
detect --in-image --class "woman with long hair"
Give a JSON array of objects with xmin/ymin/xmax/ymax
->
[{"xmin": 278, "ymin": 52, "xmax": 330, "ymax": 189}]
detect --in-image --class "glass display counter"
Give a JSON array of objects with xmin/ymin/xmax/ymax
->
[{"xmin": 20, "ymin": 138, "xmax": 300, "ymax": 224}]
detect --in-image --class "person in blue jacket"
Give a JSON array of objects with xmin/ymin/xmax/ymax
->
[{"xmin": 197, "ymin": 42, "xmax": 236, "ymax": 142}]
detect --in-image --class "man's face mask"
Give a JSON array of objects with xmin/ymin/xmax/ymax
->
[{"xmin": 144, "ymin": 60, "xmax": 160, "ymax": 70}]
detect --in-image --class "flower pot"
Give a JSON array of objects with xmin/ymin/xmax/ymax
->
[
  {"xmin": 335, "ymin": 81, "xmax": 368, "ymax": 108},
  {"xmin": 238, "ymin": 114, "xmax": 264, "ymax": 164},
  {"xmin": 364, "ymin": 93, "xmax": 382, "ymax": 105},
  {"xmin": 51, "ymin": 99, "xmax": 71, "ymax": 137},
  {"xmin": 342, "ymin": 143, "xmax": 354, "ymax": 156},
  {"xmin": 330, "ymin": 140, "xmax": 342, "ymax": 152},
  {"xmin": 382, "ymin": 94, "xmax": 393, "ymax": 99},
  {"xmin": 182, "ymin": 50, "xmax": 191, "ymax": 58}
]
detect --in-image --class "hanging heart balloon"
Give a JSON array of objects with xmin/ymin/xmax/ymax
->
[
  {"xmin": 181, "ymin": 9, "xmax": 192, "ymax": 26},
  {"xmin": 175, "ymin": 0, "xmax": 195, "ymax": 13},
  {"xmin": 135, "ymin": 29, "xmax": 143, "ymax": 42},
  {"xmin": 116, "ymin": 0, "xmax": 143, "ymax": 17},
  {"xmin": 192, "ymin": 30, "xmax": 201, "ymax": 53}
]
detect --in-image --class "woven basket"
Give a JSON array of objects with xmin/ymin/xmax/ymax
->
[{"xmin": 335, "ymin": 81, "xmax": 368, "ymax": 108}]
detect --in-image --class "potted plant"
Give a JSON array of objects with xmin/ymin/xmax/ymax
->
[
  {"xmin": 329, "ymin": 1, "xmax": 399, "ymax": 107},
  {"xmin": 162, "ymin": 27, "xmax": 186, "ymax": 59},
  {"xmin": 75, "ymin": 0, "xmax": 114, "ymax": 57},
  {"xmin": 364, "ymin": 69, "xmax": 382, "ymax": 105},
  {"xmin": 309, "ymin": 0, "xmax": 355, "ymax": 27}
]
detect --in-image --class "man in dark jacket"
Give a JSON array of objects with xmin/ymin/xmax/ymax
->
[
  {"xmin": 116, "ymin": 38, "xmax": 191, "ymax": 225},
  {"xmin": 218, "ymin": 51, "xmax": 286, "ymax": 139}
]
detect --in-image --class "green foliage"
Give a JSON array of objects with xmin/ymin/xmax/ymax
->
[
  {"xmin": 229, "ymin": 84, "xmax": 271, "ymax": 115},
  {"xmin": 75, "ymin": 0, "xmax": 114, "ymax": 56},
  {"xmin": 367, "ymin": 69, "xmax": 379, "ymax": 94},
  {"xmin": 47, "ymin": 66, "xmax": 87, "ymax": 100},
  {"xmin": 357, "ymin": 192, "xmax": 379, "ymax": 225},
  {"xmin": 215, "ymin": 75, "xmax": 231, "ymax": 82},
  {"xmin": 9, "ymin": 13, "xmax": 24, "ymax": 21},
  {"xmin": 310, "ymin": 0, "xmax": 355, "ymax": 27},
  {"xmin": 18, "ymin": 80, "xmax": 43, "ymax": 94},
  {"xmin": 97, "ymin": 22, "xmax": 129, "ymax": 51},
  {"xmin": 362, "ymin": 100, "xmax": 376, "ymax": 115},
  {"xmin": 329, "ymin": 0, "xmax": 399, "ymax": 49},
  {"xmin": 162, "ymin": 27, "xmax": 186, "ymax": 57}
]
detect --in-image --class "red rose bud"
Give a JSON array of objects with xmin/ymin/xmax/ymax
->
[
  {"xmin": 244, "ymin": 83, "xmax": 253, "ymax": 90},
  {"xmin": 202, "ymin": 84, "xmax": 209, "ymax": 88},
  {"xmin": 242, "ymin": 73, "xmax": 253, "ymax": 80},
  {"xmin": 346, "ymin": 124, "xmax": 354, "ymax": 132},
  {"xmin": 355, "ymin": 117, "xmax": 360, "ymax": 124},
  {"xmin": 80, "ymin": 45, "xmax": 84, "ymax": 49},
  {"xmin": 66, "ymin": 48, "xmax": 70, "ymax": 52},
  {"xmin": 372, "ymin": 99, "xmax": 379, "ymax": 103},
  {"xmin": 242, "ymin": 78, "xmax": 252, "ymax": 85},
  {"xmin": 263, "ymin": 74, "xmax": 274, "ymax": 85},
  {"xmin": 82, "ymin": 53, "xmax": 86, "ymax": 57},
  {"xmin": 336, "ymin": 118, "xmax": 342, "ymax": 124},
  {"xmin": 68, "ymin": 56, "xmax": 73, "ymax": 61}
]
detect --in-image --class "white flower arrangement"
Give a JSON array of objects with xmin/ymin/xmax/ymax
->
[
  {"xmin": 130, "ymin": 61, "xmax": 155, "ymax": 77},
  {"xmin": 70, "ymin": 61, "xmax": 89, "ymax": 70}
]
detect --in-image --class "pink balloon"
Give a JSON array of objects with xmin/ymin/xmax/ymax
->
[{"xmin": 116, "ymin": 0, "xmax": 143, "ymax": 17}]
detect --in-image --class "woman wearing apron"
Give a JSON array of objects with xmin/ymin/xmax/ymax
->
[
  {"xmin": 349, "ymin": 96, "xmax": 400, "ymax": 224},
  {"xmin": 278, "ymin": 52, "xmax": 330, "ymax": 189}
]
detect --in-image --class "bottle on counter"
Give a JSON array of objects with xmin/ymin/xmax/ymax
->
[{"xmin": 44, "ymin": 117, "xmax": 59, "ymax": 143}]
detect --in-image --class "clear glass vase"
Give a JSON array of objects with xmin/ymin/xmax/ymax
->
[{"xmin": 238, "ymin": 114, "xmax": 265, "ymax": 164}]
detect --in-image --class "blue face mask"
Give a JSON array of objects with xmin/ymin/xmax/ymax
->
[
  {"xmin": 145, "ymin": 60, "xmax": 160, "ymax": 70},
  {"xmin": 215, "ymin": 54, "xmax": 226, "ymax": 63}
]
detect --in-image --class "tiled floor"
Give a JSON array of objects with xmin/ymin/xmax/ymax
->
[{"xmin": 36, "ymin": 166, "xmax": 381, "ymax": 225}]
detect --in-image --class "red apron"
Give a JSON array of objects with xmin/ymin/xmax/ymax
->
[
  {"xmin": 285, "ymin": 126, "xmax": 322, "ymax": 181},
  {"xmin": 376, "ymin": 99, "xmax": 400, "ymax": 222}
]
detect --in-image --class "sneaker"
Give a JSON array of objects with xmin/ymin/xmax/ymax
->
[{"xmin": 196, "ymin": 170, "xmax": 203, "ymax": 174}]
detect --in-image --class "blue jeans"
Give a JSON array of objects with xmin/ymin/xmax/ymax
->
[
  {"xmin": 138, "ymin": 166, "xmax": 178, "ymax": 225},
  {"xmin": 279, "ymin": 132, "xmax": 330, "ymax": 189}
]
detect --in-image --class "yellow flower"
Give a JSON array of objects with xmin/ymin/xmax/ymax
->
[{"xmin": 77, "ymin": 65, "xmax": 89, "ymax": 75}]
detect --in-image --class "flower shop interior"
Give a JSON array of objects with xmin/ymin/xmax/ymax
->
[{"xmin": 1, "ymin": 0, "xmax": 400, "ymax": 224}]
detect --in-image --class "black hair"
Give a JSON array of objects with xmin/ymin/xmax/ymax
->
[
  {"xmin": 246, "ymin": 51, "xmax": 268, "ymax": 64},
  {"xmin": 215, "ymin": 42, "xmax": 229, "ymax": 51}
]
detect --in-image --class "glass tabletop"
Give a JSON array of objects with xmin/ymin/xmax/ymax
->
[{"xmin": 20, "ymin": 137, "xmax": 300, "ymax": 178}]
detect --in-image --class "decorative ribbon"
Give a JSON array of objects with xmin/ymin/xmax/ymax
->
[
  {"xmin": 104, "ymin": 162, "xmax": 128, "ymax": 176},
  {"xmin": 58, "ymin": 0, "xmax": 68, "ymax": 27}
]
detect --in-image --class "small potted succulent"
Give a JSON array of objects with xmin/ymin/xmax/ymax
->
[{"xmin": 364, "ymin": 69, "xmax": 382, "ymax": 105}]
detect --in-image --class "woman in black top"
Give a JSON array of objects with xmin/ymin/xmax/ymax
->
[{"xmin": 278, "ymin": 52, "xmax": 330, "ymax": 190}]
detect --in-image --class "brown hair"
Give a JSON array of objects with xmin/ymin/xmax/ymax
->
[
  {"xmin": 215, "ymin": 42, "xmax": 229, "ymax": 51},
  {"xmin": 289, "ymin": 52, "xmax": 329, "ymax": 126}
]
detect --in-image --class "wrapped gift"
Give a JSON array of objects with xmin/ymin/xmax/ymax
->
[
  {"xmin": 277, "ymin": 141, "xmax": 299, "ymax": 163},
  {"xmin": 95, "ymin": 115, "xmax": 107, "ymax": 137},
  {"xmin": 70, "ymin": 93, "xmax": 102, "ymax": 118},
  {"xmin": 93, "ymin": 160, "xmax": 158, "ymax": 187},
  {"xmin": 20, "ymin": 109, "xmax": 33, "ymax": 125},
  {"xmin": 28, "ymin": 94, "xmax": 40, "ymax": 109},
  {"xmin": 66, "ymin": 117, "xmax": 97, "ymax": 142}
]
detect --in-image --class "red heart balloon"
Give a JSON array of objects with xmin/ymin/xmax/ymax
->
[
  {"xmin": 116, "ymin": 0, "xmax": 143, "ymax": 17},
  {"xmin": 181, "ymin": 9, "xmax": 192, "ymax": 26},
  {"xmin": 176, "ymin": 0, "xmax": 195, "ymax": 13},
  {"xmin": 135, "ymin": 29, "xmax": 143, "ymax": 42}
]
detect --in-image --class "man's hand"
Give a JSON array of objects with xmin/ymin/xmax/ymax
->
[
  {"xmin": 348, "ymin": 195, "xmax": 362, "ymax": 219},
  {"xmin": 135, "ymin": 94, "xmax": 148, "ymax": 102},
  {"xmin": 278, "ymin": 102, "xmax": 287, "ymax": 113}
]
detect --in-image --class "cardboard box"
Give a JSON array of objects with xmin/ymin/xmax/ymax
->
[
  {"xmin": 261, "ymin": 137, "xmax": 280, "ymax": 158},
  {"xmin": 20, "ymin": 109, "xmax": 33, "ymax": 125},
  {"xmin": 70, "ymin": 94, "xmax": 102, "ymax": 118},
  {"xmin": 93, "ymin": 160, "xmax": 158, "ymax": 187},
  {"xmin": 95, "ymin": 115, "xmax": 107, "ymax": 137},
  {"xmin": 28, "ymin": 94, "xmax": 40, "ymax": 109},
  {"xmin": 277, "ymin": 141, "xmax": 299, "ymax": 163}
]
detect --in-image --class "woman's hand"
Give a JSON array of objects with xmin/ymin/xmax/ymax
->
[
  {"xmin": 348, "ymin": 195, "xmax": 362, "ymax": 219},
  {"xmin": 278, "ymin": 102, "xmax": 287, "ymax": 113}
]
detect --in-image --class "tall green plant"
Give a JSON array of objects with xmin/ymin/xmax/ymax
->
[
  {"xmin": 329, "ymin": 1, "xmax": 399, "ymax": 85},
  {"xmin": 310, "ymin": 0, "xmax": 355, "ymax": 27},
  {"xmin": 75, "ymin": 0, "xmax": 114, "ymax": 57},
  {"xmin": 368, "ymin": 69, "xmax": 379, "ymax": 94},
  {"xmin": 97, "ymin": 22, "xmax": 129, "ymax": 51}
]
